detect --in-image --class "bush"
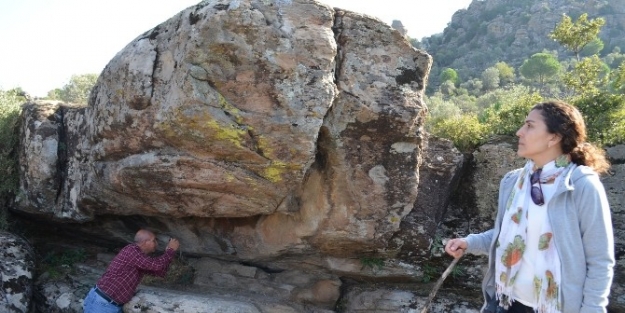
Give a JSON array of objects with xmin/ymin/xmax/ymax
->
[
  {"xmin": 429, "ymin": 114, "xmax": 488, "ymax": 152},
  {"xmin": 425, "ymin": 94, "xmax": 462, "ymax": 122},
  {"xmin": 427, "ymin": 87, "xmax": 542, "ymax": 152},
  {"xmin": 475, "ymin": 85, "xmax": 533, "ymax": 112},
  {"xmin": 0, "ymin": 89, "xmax": 24, "ymax": 230},
  {"xmin": 58, "ymin": 73, "xmax": 98, "ymax": 104},
  {"xmin": 481, "ymin": 92, "xmax": 543, "ymax": 137},
  {"xmin": 39, "ymin": 248, "xmax": 88, "ymax": 279},
  {"xmin": 574, "ymin": 93, "xmax": 625, "ymax": 146}
]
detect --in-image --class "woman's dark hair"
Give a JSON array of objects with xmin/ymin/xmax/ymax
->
[{"xmin": 532, "ymin": 101, "xmax": 610, "ymax": 174}]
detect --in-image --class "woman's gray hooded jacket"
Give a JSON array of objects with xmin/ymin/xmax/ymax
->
[{"xmin": 465, "ymin": 165, "xmax": 614, "ymax": 313}]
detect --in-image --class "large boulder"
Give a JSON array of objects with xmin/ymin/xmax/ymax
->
[
  {"xmin": 16, "ymin": 0, "xmax": 432, "ymax": 260},
  {"xmin": 0, "ymin": 232, "xmax": 35, "ymax": 313}
]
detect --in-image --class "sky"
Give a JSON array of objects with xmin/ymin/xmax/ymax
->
[{"xmin": 0, "ymin": 0, "xmax": 471, "ymax": 97}]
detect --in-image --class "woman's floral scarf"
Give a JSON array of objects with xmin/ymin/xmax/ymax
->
[{"xmin": 495, "ymin": 155, "xmax": 572, "ymax": 312}]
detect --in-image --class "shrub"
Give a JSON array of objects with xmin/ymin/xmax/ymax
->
[
  {"xmin": 58, "ymin": 73, "xmax": 98, "ymax": 104},
  {"xmin": 429, "ymin": 114, "xmax": 488, "ymax": 152},
  {"xmin": 481, "ymin": 92, "xmax": 543, "ymax": 137},
  {"xmin": 360, "ymin": 257, "xmax": 385, "ymax": 271},
  {"xmin": 39, "ymin": 248, "xmax": 88, "ymax": 279},
  {"xmin": 574, "ymin": 93, "xmax": 625, "ymax": 146},
  {"xmin": 0, "ymin": 89, "xmax": 24, "ymax": 230}
]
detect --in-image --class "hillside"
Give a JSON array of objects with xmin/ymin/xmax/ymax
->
[{"xmin": 418, "ymin": 0, "xmax": 625, "ymax": 92}]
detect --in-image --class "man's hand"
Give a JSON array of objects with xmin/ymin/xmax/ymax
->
[
  {"xmin": 166, "ymin": 238, "xmax": 180, "ymax": 251},
  {"xmin": 444, "ymin": 238, "xmax": 467, "ymax": 259}
]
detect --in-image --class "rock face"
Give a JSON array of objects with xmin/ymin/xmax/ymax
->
[
  {"xmin": 0, "ymin": 232, "xmax": 35, "ymax": 313},
  {"xmin": 391, "ymin": 135, "xmax": 464, "ymax": 262},
  {"xmin": 469, "ymin": 136, "xmax": 526, "ymax": 230},
  {"xmin": 17, "ymin": 0, "xmax": 431, "ymax": 260}
]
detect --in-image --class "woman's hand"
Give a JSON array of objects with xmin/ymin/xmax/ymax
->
[{"xmin": 444, "ymin": 238, "xmax": 468, "ymax": 259}]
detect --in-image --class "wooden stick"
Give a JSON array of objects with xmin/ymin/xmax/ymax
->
[{"xmin": 420, "ymin": 257, "xmax": 461, "ymax": 313}]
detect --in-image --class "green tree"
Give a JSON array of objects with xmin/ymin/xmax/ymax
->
[
  {"xmin": 481, "ymin": 92, "xmax": 543, "ymax": 136},
  {"xmin": 574, "ymin": 93, "xmax": 625, "ymax": 146},
  {"xmin": 440, "ymin": 80, "xmax": 457, "ymax": 97},
  {"xmin": 494, "ymin": 61, "xmax": 515, "ymax": 86},
  {"xmin": 580, "ymin": 37, "xmax": 604, "ymax": 57},
  {"xmin": 550, "ymin": 13, "xmax": 605, "ymax": 61},
  {"xmin": 603, "ymin": 47, "xmax": 625, "ymax": 69},
  {"xmin": 475, "ymin": 85, "xmax": 533, "ymax": 113},
  {"xmin": 459, "ymin": 78, "xmax": 483, "ymax": 97},
  {"xmin": 481, "ymin": 67, "xmax": 500, "ymax": 91},
  {"xmin": 425, "ymin": 94, "xmax": 462, "ymax": 122},
  {"xmin": 519, "ymin": 53, "xmax": 561, "ymax": 92},
  {"xmin": 440, "ymin": 68, "xmax": 459, "ymax": 86},
  {"xmin": 613, "ymin": 62, "xmax": 625, "ymax": 93},
  {"xmin": 409, "ymin": 37, "xmax": 423, "ymax": 50},
  {"xmin": 57, "ymin": 73, "xmax": 98, "ymax": 104},
  {"xmin": 47, "ymin": 88, "xmax": 63, "ymax": 100},
  {"xmin": 563, "ymin": 55, "xmax": 609, "ymax": 97}
]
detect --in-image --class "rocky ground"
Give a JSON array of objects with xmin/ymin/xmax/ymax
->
[{"xmin": 18, "ymin": 220, "xmax": 484, "ymax": 313}]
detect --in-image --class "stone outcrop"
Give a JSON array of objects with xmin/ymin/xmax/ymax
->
[
  {"xmin": 468, "ymin": 136, "xmax": 526, "ymax": 230},
  {"xmin": 188, "ymin": 257, "xmax": 341, "ymax": 310},
  {"xmin": 0, "ymin": 232, "xmax": 35, "ymax": 313},
  {"xmin": 16, "ymin": 0, "xmax": 431, "ymax": 262},
  {"xmin": 390, "ymin": 134, "xmax": 464, "ymax": 263}
]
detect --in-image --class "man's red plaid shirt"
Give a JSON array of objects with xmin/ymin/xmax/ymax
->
[{"xmin": 96, "ymin": 244, "xmax": 175, "ymax": 304}]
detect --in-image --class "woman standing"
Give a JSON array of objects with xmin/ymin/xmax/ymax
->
[{"xmin": 445, "ymin": 101, "xmax": 614, "ymax": 313}]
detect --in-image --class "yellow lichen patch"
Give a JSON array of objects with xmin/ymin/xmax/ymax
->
[
  {"xmin": 261, "ymin": 160, "xmax": 304, "ymax": 183},
  {"xmin": 205, "ymin": 120, "xmax": 246, "ymax": 148},
  {"xmin": 155, "ymin": 104, "xmax": 247, "ymax": 150},
  {"xmin": 218, "ymin": 94, "xmax": 243, "ymax": 124},
  {"xmin": 263, "ymin": 160, "xmax": 287, "ymax": 182},
  {"xmin": 389, "ymin": 216, "xmax": 401, "ymax": 223},
  {"xmin": 255, "ymin": 135, "xmax": 274, "ymax": 158}
]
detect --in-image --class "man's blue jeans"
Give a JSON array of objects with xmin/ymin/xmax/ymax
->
[{"xmin": 83, "ymin": 287, "xmax": 123, "ymax": 313}]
